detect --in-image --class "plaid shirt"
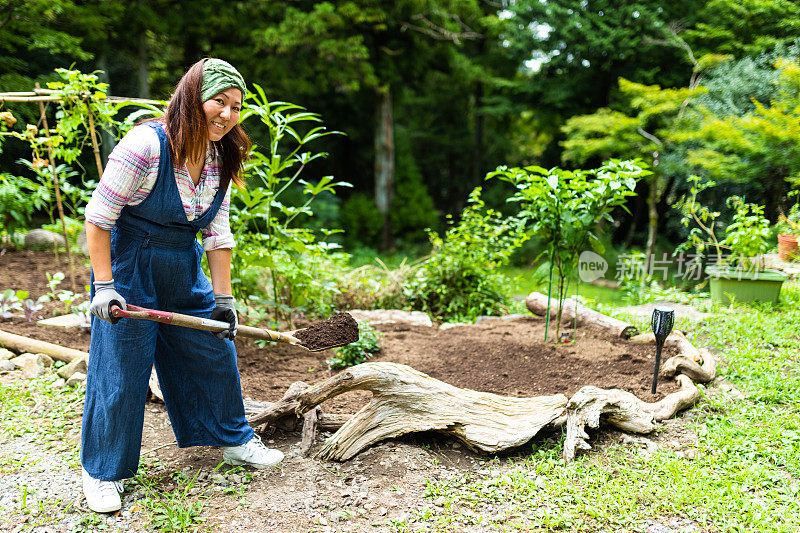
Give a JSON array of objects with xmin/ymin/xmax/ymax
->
[{"xmin": 84, "ymin": 123, "xmax": 235, "ymax": 250}]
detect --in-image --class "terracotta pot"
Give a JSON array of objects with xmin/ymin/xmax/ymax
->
[{"xmin": 778, "ymin": 233, "xmax": 799, "ymax": 261}]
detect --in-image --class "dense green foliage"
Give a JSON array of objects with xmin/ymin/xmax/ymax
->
[
  {"xmin": 676, "ymin": 176, "xmax": 771, "ymax": 268},
  {"xmin": 403, "ymin": 188, "xmax": 528, "ymax": 322},
  {"xmin": 0, "ymin": 174, "xmax": 48, "ymax": 245},
  {"xmin": 4, "ymin": 1, "xmax": 800, "ymax": 254},
  {"xmin": 231, "ymin": 86, "xmax": 350, "ymax": 322}
]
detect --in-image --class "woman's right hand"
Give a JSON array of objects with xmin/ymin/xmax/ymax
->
[{"xmin": 90, "ymin": 280, "xmax": 127, "ymax": 323}]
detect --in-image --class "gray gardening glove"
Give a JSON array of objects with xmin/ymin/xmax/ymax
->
[
  {"xmin": 90, "ymin": 280, "xmax": 126, "ymax": 324},
  {"xmin": 210, "ymin": 293, "xmax": 238, "ymax": 340}
]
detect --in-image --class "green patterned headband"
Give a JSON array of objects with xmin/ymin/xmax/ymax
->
[{"xmin": 201, "ymin": 58, "xmax": 247, "ymax": 103}]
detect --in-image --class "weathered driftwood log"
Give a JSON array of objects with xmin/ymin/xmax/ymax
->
[
  {"xmin": 244, "ymin": 399, "xmax": 350, "ymax": 432},
  {"xmin": 563, "ymin": 374, "xmax": 700, "ymax": 461},
  {"xmin": 244, "ymin": 384, "xmax": 351, "ymax": 442},
  {"xmin": 629, "ymin": 330, "xmax": 717, "ymax": 383},
  {"xmin": 525, "ymin": 292, "xmax": 639, "ymax": 338},
  {"xmin": 248, "ymin": 381, "xmax": 311, "ymax": 427},
  {"xmin": 630, "ymin": 330, "xmax": 701, "ymax": 361},
  {"xmin": 296, "ymin": 362, "xmax": 569, "ymax": 461},
  {"xmin": 245, "ymin": 361, "xmax": 702, "ymax": 461},
  {"xmin": 0, "ymin": 329, "xmax": 86, "ymax": 363},
  {"xmin": 301, "ymin": 407, "xmax": 321, "ymax": 456},
  {"xmin": 662, "ymin": 348, "xmax": 717, "ymax": 384}
]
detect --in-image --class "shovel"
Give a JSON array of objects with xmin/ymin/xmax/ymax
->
[{"xmin": 110, "ymin": 304, "xmax": 358, "ymax": 352}]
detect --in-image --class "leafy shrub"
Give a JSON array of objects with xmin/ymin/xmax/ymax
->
[
  {"xmin": 340, "ymin": 193, "xmax": 384, "ymax": 249},
  {"xmin": 403, "ymin": 187, "xmax": 529, "ymax": 322},
  {"xmin": 1, "ymin": 68, "xmax": 158, "ymax": 249},
  {"xmin": 327, "ymin": 323, "xmax": 381, "ymax": 371},
  {"xmin": 237, "ymin": 249, "xmax": 351, "ymax": 325},
  {"xmin": 41, "ymin": 215, "xmax": 84, "ymax": 247},
  {"xmin": 390, "ymin": 170, "xmax": 439, "ymax": 247},
  {"xmin": 676, "ymin": 175, "xmax": 771, "ymax": 269},
  {"xmin": 723, "ymin": 195, "xmax": 770, "ymax": 267},
  {"xmin": 0, "ymin": 174, "xmax": 48, "ymax": 246},
  {"xmin": 488, "ymin": 159, "xmax": 647, "ymax": 340},
  {"xmin": 232, "ymin": 87, "xmax": 350, "ymax": 323},
  {"xmin": 333, "ymin": 258, "xmax": 414, "ymax": 310}
]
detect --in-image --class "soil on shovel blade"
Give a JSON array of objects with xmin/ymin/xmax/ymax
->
[{"xmin": 293, "ymin": 312, "xmax": 360, "ymax": 351}]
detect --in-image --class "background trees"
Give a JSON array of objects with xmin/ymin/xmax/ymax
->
[{"xmin": 2, "ymin": 0, "xmax": 799, "ymax": 255}]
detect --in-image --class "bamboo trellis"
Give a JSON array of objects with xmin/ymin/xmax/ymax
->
[{"xmin": 0, "ymin": 88, "xmax": 163, "ymax": 290}]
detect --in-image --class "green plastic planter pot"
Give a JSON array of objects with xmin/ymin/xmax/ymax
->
[{"xmin": 705, "ymin": 265, "xmax": 789, "ymax": 305}]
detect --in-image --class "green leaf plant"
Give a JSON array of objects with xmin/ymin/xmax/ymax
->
[
  {"xmin": 488, "ymin": 159, "xmax": 648, "ymax": 341},
  {"xmin": 403, "ymin": 187, "xmax": 529, "ymax": 323},
  {"xmin": 233, "ymin": 84, "xmax": 350, "ymax": 324},
  {"xmin": 1, "ymin": 68, "xmax": 161, "ymax": 251},
  {"xmin": 675, "ymin": 175, "xmax": 771, "ymax": 271}
]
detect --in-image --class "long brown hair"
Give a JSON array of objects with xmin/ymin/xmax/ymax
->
[{"xmin": 163, "ymin": 58, "xmax": 250, "ymax": 191}]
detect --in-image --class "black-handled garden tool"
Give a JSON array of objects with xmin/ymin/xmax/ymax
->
[
  {"xmin": 650, "ymin": 306, "xmax": 675, "ymax": 394},
  {"xmin": 110, "ymin": 304, "xmax": 359, "ymax": 352}
]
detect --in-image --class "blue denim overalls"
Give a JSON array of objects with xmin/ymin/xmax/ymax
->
[{"xmin": 81, "ymin": 122, "xmax": 254, "ymax": 481}]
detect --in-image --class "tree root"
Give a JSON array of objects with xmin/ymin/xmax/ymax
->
[
  {"xmin": 563, "ymin": 374, "xmax": 700, "ymax": 461},
  {"xmin": 525, "ymin": 292, "xmax": 639, "ymax": 338},
  {"xmin": 295, "ymin": 362, "xmax": 568, "ymax": 461},
  {"xmin": 661, "ymin": 348, "xmax": 717, "ymax": 383}
]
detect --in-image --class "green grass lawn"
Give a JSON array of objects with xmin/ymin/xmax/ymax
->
[
  {"xmin": 400, "ymin": 281, "xmax": 800, "ymax": 532},
  {"xmin": 501, "ymin": 265, "xmax": 626, "ymax": 305},
  {"xmin": 3, "ymin": 271, "xmax": 798, "ymax": 531}
]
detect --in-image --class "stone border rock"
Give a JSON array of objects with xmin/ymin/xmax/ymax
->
[{"xmin": 0, "ymin": 330, "xmax": 88, "ymax": 387}]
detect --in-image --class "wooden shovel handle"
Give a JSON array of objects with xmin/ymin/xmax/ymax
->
[{"xmin": 110, "ymin": 304, "xmax": 301, "ymax": 345}]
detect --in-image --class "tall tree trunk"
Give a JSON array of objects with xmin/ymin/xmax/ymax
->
[
  {"xmin": 137, "ymin": 30, "xmax": 150, "ymax": 99},
  {"xmin": 645, "ymin": 176, "xmax": 659, "ymax": 262},
  {"xmin": 622, "ymin": 182, "xmax": 645, "ymax": 248},
  {"xmin": 471, "ymin": 82, "xmax": 484, "ymax": 187},
  {"xmin": 374, "ymin": 85, "xmax": 395, "ymax": 250},
  {"xmin": 182, "ymin": 5, "xmax": 201, "ymax": 67},
  {"xmin": 764, "ymin": 173, "xmax": 784, "ymax": 223},
  {"xmin": 95, "ymin": 53, "xmax": 115, "ymax": 166}
]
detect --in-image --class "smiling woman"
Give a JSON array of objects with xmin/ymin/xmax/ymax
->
[
  {"xmin": 164, "ymin": 58, "xmax": 248, "ymax": 192},
  {"xmin": 203, "ymin": 88, "xmax": 241, "ymax": 142},
  {"xmin": 79, "ymin": 57, "xmax": 283, "ymax": 514}
]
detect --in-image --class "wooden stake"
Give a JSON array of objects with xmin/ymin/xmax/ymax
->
[
  {"xmin": 85, "ymin": 103, "xmax": 104, "ymax": 178},
  {"xmin": 0, "ymin": 92, "xmax": 162, "ymax": 105},
  {"xmin": 0, "ymin": 329, "xmax": 87, "ymax": 363},
  {"xmin": 36, "ymin": 83, "xmax": 76, "ymax": 291},
  {"xmin": 0, "ymin": 95, "xmax": 61, "ymax": 102},
  {"xmin": 301, "ymin": 406, "xmax": 321, "ymax": 456}
]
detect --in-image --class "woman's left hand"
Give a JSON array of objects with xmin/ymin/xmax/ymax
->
[{"xmin": 211, "ymin": 294, "xmax": 238, "ymax": 340}]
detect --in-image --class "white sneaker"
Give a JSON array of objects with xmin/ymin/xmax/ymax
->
[
  {"xmin": 82, "ymin": 467, "xmax": 123, "ymax": 513},
  {"xmin": 222, "ymin": 435, "xmax": 284, "ymax": 468}
]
